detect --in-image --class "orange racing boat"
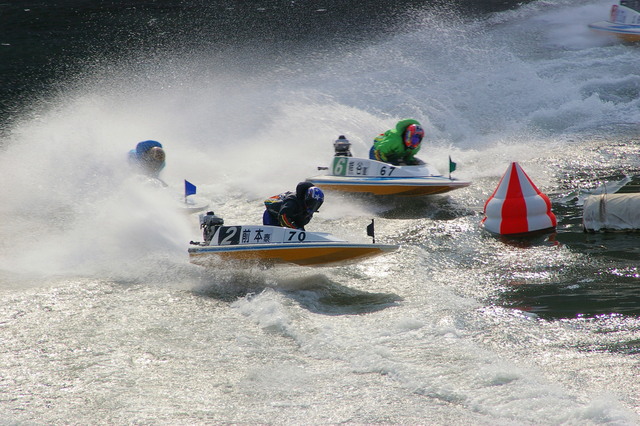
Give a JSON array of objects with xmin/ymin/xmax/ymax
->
[{"xmin": 188, "ymin": 213, "xmax": 397, "ymax": 267}]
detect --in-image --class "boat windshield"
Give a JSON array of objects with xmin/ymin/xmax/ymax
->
[{"xmin": 621, "ymin": 0, "xmax": 640, "ymax": 13}]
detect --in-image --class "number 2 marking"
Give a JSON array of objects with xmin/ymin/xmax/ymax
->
[{"xmin": 220, "ymin": 227, "xmax": 238, "ymax": 245}]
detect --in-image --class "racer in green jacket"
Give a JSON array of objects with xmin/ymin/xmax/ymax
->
[{"xmin": 369, "ymin": 119, "xmax": 425, "ymax": 165}]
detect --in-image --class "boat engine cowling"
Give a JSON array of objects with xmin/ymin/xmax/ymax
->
[
  {"xmin": 200, "ymin": 211, "xmax": 224, "ymax": 243},
  {"xmin": 333, "ymin": 135, "xmax": 352, "ymax": 157}
]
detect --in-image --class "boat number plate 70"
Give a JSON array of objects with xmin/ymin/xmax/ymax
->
[{"xmin": 215, "ymin": 226, "xmax": 306, "ymax": 245}]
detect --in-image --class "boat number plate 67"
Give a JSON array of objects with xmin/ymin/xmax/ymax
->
[{"xmin": 332, "ymin": 157, "xmax": 395, "ymax": 177}]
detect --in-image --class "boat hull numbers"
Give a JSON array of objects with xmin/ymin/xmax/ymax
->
[
  {"xmin": 332, "ymin": 157, "xmax": 396, "ymax": 177},
  {"xmin": 213, "ymin": 226, "xmax": 306, "ymax": 245}
]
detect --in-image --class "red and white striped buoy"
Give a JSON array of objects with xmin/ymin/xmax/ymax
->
[{"xmin": 481, "ymin": 162, "xmax": 556, "ymax": 236}]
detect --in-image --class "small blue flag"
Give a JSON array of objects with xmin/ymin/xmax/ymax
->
[{"xmin": 185, "ymin": 180, "xmax": 197, "ymax": 197}]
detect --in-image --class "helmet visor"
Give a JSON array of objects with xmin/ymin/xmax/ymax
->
[
  {"xmin": 307, "ymin": 198, "xmax": 323, "ymax": 213},
  {"xmin": 406, "ymin": 134, "xmax": 422, "ymax": 149}
]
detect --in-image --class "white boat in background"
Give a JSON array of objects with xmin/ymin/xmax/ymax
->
[
  {"xmin": 188, "ymin": 213, "xmax": 398, "ymax": 267},
  {"xmin": 133, "ymin": 175, "xmax": 210, "ymax": 214},
  {"xmin": 583, "ymin": 194, "xmax": 640, "ymax": 231},
  {"xmin": 178, "ymin": 195, "xmax": 210, "ymax": 214},
  {"xmin": 306, "ymin": 156, "xmax": 470, "ymax": 197},
  {"xmin": 583, "ymin": 175, "xmax": 640, "ymax": 232},
  {"xmin": 588, "ymin": 0, "xmax": 640, "ymax": 42},
  {"xmin": 177, "ymin": 179, "xmax": 210, "ymax": 214}
]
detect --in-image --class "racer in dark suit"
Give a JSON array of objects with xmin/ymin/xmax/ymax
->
[{"xmin": 263, "ymin": 181, "xmax": 324, "ymax": 230}]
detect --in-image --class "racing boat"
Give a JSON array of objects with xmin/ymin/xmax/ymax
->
[
  {"xmin": 188, "ymin": 213, "xmax": 398, "ymax": 267},
  {"xmin": 588, "ymin": 0, "xmax": 640, "ymax": 42},
  {"xmin": 306, "ymin": 156, "xmax": 471, "ymax": 196}
]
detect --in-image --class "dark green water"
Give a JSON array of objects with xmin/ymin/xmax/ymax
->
[{"xmin": 1, "ymin": 0, "xmax": 527, "ymax": 128}]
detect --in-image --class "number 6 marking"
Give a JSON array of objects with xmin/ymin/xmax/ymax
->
[{"xmin": 333, "ymin": 157, "xmax": 348, "ymax": 176}]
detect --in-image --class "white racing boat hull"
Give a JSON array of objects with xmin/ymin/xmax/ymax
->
[
  {"xmin": 306, "ymin": 157, "xmax": 470, "ymax": 196},
  {"xmin": 189, "ymin": 225, "xmax": 398, "ymax": 267},
  {"xmin": 588, "ymin": 21, "xmax": 640, "ymax": 41},
  {"xmin": 307, "ymin": 175, "xmax": 470, "ymax": 196}
]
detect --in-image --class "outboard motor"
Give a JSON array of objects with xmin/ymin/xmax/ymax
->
[
  {"xmin": 200, "ymin": 211, "xmax": 224, "ymax": 244},
  {"xmin": 333, "ymin": 135, "xmax": 352, "ymax": 157}
]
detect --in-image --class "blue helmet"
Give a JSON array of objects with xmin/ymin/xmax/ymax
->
[{"xmin": 305, "ymin": 186, "xmax": 324, "ymax": 212}]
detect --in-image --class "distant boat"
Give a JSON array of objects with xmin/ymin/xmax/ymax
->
[
  {"xmin": 178, "ymin": 179, "xmax": 210, "ymax": 214},
  {"xmin": 583, "ymin": 175, "xmax": 640, "ymax": 232},
  {"xmin": 588, "ymin": 0, "xmax": 640, "ymax": 42}
]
